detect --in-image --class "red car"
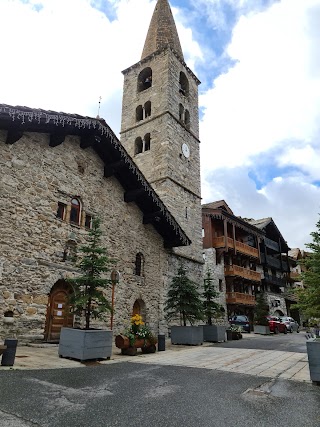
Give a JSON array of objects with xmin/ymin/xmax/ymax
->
[{"xmin": 267, "ymin": 316, "xmax": 287, "ymax": 334}]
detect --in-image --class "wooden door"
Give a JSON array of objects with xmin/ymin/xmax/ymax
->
[{"xmin": 45, "ymin": 284, "xmax": 73, "ymax": 342}]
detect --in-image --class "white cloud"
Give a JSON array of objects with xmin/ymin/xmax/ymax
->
[
  {"xmin": 200, "ymin": 0, "xmax": 320, "ymax": 172},
  {"xmin": 0, "ymin": 0, "xmax": 156, "ymax": 131}
]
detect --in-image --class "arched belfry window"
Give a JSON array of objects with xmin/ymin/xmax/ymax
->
[
  {"xmin": 137, "ymin": 67, "xmax": 152, "ymax": 92},
  {"xmin": 179, "ymin": 103, "xmax": 184, "ymax": 121},
  {"xmin": 70, "ymin": 198, "xmax": 81, "ymax": 225},
  {"xmin": 136, "ymin": 105, "xmax": 143, "ymax": 122},
  {"xmin": 135, "ymin": 253, "xmax": 144, "ymax": 276},
  {"xmin": 144, "ymin": 101, "xmax": 151, "ymax": 118},
  {"xmin": 135, "ymin": 137, "xmax": 143, "ymax": 155},
  {"xmin": 179, "ymin": 72, "xmax": 189, "ymax": 97},
  {"xmin": 184, "ymin": 110, "xmax": 190, "ymax": 129},
  {"xmin": 144, "ymin": 133, "xmax": 151, "ymax": 151}
]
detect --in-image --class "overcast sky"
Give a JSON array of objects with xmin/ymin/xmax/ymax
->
[{"xmin": 1, "ymin": 0, "xmax": 320, "ymax": 250}]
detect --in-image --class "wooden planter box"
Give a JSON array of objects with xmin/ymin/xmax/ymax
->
[
  {"xmin": 115, "ymin": 334, "xmax": 156, "ymax": 356},
  {"xmin": 58, "ymin": 328, "xmax": 113, "ymax": 361},
  {"xmin": 307, "ymin": 339, "xmax": 320, "ymax": 384},
  {"xmin": 171, "ymin": 326, "xmax": 203, "ymax": 346},
  {"xmin": 253, "ymin": 325, "xmax": 270, "ymax": 335},
  {"xmin": 202, "ymin": 325, "xmax": 226, "ymax": 342}
]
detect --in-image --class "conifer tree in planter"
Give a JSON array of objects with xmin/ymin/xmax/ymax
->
[
  {"xmin": 165, "ymin": 265, "xmax": 204, "ymax": 345},
  {"xmin": 202, "ymin": 270, "xmax": 226, "ymax": 342},
  {"xmin": 295, "ymin": 217, "xmax": 320, "ymax": 383},
  {"xmin": 58, "ymin": 217, "xmax": 114, "ymax": 361},
  {"xmin": 253, "ymin": 292, "xmax": 270, "ymax": 335}
]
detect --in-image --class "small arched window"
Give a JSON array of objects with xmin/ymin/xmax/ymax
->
[
  {"xmin": 135, "ymin": 253, "xmax": 144, "ymax": 276},
  {"xmin": 144, "ymin": 133, "xmax": 151, "ymax": 151},
  {"xmin": 179, "ymin": 103, "xmax": 184, "ymax": 121},
  {"xmin": 184, "ymin": 110, "xmax": 190, "ymax": 129},
  {"xmin": 135, "ymin": 137, "xmax": 143, "ymax": 155},
  {"xmin": 70, "ymin": 198, "xmax": 81, "ymax": 225},
  {"xmin": 179, "ymin": 72, "xmax": 189, "ymax": 97},
  {"xmin": 137, "ymin": 67, "xmax": 152, "ymax": 93},
  {"xmin": 144, "ymin": 101, "xmax": 151, "ymax": 118},
  {"xmin": 136, "ymin": 105, "xmax": 143, "ymax": 122}
]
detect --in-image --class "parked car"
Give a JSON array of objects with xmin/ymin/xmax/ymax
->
[
  {"xmin": 267, "ymin": 316, "xmax": 287, "ymax": 334},
  {"xmin": 279, "ymin": 316, "xmax": 300, "ymax": 333},
  {"xmin": 229, "ymin": 315, "xmax": 251, "ymax": 332}
]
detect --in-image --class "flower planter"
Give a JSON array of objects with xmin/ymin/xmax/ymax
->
[
  {"xmin": 58, "ymin": 328, "xmax": 113, "ymax": 361},
  {"xmin": 253, "ymin": 325, "xmax": 270, "ymax": 335},
  {"xmin": 232, "ymin": 331, "xmax": 242, "ymax": 340},
  {"xmin": 306, "ymin": 339, "xmax": 320, "ymax": 384},
  {"xmin": 170, "ymin": 326, "xmax": 203, "ymax": 346},
  {"xmin": 202, "ymin": 325, "xmax": 226, "ymax": 342},
  {"xmin": 226, "ymin": 330, "xmax": 233, "ymax": 341},
  {"xmin": 115, "ymin": 334, "xmax": 157, "ymax": 356}
]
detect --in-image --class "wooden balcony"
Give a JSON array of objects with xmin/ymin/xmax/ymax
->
[
  {"xmin": 289, "ymin": 272, "xmax": 301, "ymax": 281},
  {"xmin": 225, "ymin": 265, "xmax": 261, "ymax": 282},
  {"xmin": 212, "ymin": 236, "xmax": 225, "ymax": 248},
  {"xmin": 211, "ymin": 236, "xmax": 259, "ymax": 258},
  {"xmin": 226, "ymin": 292, "xmax": 256, "ymax": 306}
]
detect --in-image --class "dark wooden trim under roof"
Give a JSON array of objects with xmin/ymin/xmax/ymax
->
[
  {"xmin": 202, "ymin": 207, "xmax": 265, "ymax": 238},
  {"xmin": 0, "ymin": 104, "xmax": 190, "ymax": 248}
]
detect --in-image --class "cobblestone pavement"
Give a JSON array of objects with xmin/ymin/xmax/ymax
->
[{"xmin": 0, "ymin": 334, "xmax": 310, "ymax": 383}]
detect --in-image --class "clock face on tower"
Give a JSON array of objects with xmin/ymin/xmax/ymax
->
[{"xmin": 181, "ymin": 143, "xmax": 190, "ymax": 158}]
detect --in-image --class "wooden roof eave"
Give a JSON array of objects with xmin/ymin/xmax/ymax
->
[
  {"xmin": 202, "ymin": 208, "xmax": 265, "ymax": 238},
  {"xmin": 0, "ymin": 104, "xmax": 190, "ymax": 248}
]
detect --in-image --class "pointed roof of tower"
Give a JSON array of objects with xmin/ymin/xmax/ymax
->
[{"xmin": 141, "ymin": 0, "xmax": 184, "ymax": 61}]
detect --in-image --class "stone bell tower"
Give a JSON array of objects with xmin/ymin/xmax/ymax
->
[{"xmin": 120, "ymin": 0, "xmax": 203, "ymax": 272}]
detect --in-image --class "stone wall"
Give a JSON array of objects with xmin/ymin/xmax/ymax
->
[
  {"xmin": 121, "ymin": 48, "xmax": 203, "ymax": 266},
  {"xmin": 0, "ymin": 130, "xmax": 174, "ymax": 341},
  {"xmin": 203, "ymin": 248, "xmax": 228, "ymax": 324}
]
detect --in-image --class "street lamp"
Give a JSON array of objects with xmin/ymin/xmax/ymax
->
[{"xmin": 110, "ymin": 270, "xmax": 120, "ymax": 330}]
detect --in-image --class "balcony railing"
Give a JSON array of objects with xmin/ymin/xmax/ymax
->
[
  {"xmin": 263, "ymin": 273, "xmax": 286, "ymax": 287},
  {"xmin": 226, "ymin": 292, "xmax": 256, "ymax": 306},
  {"xmin": 211, "ymin": 236, "xmax": 259, "ymax": 258},
  {"xmin": 260, "ymin": 254, "xmax": 281, "ymax": 269},
  {"xmin": 225, "ymin": 265, "xmax": 261, "ymax": 282},
  {"xmin": 264, "ymin": 237, "xmax": 279, "ymax": 252},
  {"xmin": 212, "ymin": 236, "xmax": 225, "ymax": 248}
]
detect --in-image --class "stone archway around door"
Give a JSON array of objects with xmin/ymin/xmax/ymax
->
[
  {"xmin": 132, "ymin": 299, "xmax": 146, "ymax": 322},
  {"xmin": 44, "ymin": 280, "xmax": 74, "ymax": 342}
]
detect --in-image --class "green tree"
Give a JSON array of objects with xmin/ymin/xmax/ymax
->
[
  {"xmin": 295, "ymin": 217, "xmax": 320, "ymax": 318},
  {"xmin": 253, "ymin": 292, "xmax": 269, "ymax": 326},
  {"xmin": 68, "ymin": 217, "xmax": 114, "ymax": 329},
  {"xmin": 165, "ymin": 265, "xmax": 204, "ymax": 326},
  {"xmin": 203, "ymin": 269, "xmax": 224, "ymax": 325}
]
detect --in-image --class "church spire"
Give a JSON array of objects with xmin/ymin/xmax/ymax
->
[{"xmin": 141, "ymin": 0, "xmax": 184, "ymax": 61}]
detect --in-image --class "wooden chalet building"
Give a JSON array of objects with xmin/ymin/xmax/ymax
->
[{"xmin": 202, "ymin": 201, "xmax": 292, "ymax": 326}]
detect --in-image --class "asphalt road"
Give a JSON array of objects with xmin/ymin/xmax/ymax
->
[
  {"xmin": 1, "ymin": 337, "xmax": 320, "ymax": 427},
  {"xmin": 218, "ymin": 330, "xmax": 307, "ymax": 353}
]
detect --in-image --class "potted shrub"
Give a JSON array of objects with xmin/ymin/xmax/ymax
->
[
  {"xmin": 165, "ymin": 265, "xmax": 204, "ymax": 345},
  {"xmin": 226, "ymin": 325, "xmax": 243, "ymax": 340},
  {"xmin": 58, "ymin": 217, "xmax": 114, "ymax": 361},
  {"xmin": 253, "ymin": 292, "xmax": 270, "ymax": 335},
  {"xmin": 202, "ymin": 269, "xmax": 226, "ymax": 342},
  {"xmin": 115, "ymin": 314, "xmax": 157, "ymax": 356},
  {"xmin": 295, "ymin": 217, "xmax": 320, "ymax": 383}
]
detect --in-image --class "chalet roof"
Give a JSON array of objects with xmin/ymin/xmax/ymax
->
[
  {"xmin": 244, "ymin": 217, "xmax": 290, "ymax": 252},
  {"xmin": 202, "ymin": 201, "xmax": 264, "ymax": 237},
  {"xmin": 141, "ymin": 0, "xmax": 184, "ymax": 61},
  {"xmin": 0, "ymin": 104, "xmax": 190, "ymax": 248},
  {"xmin": 288, "ymin": 248, "xmax": 301, "ymax": 260},
  {"xmin": 202, "ymin": 200, "xmax": 234, "ymax": 215}
]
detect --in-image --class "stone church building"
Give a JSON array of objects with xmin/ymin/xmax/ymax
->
[{"xmin": 0, "ymin": 0, "xmax": 203, "ymax": 343}]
